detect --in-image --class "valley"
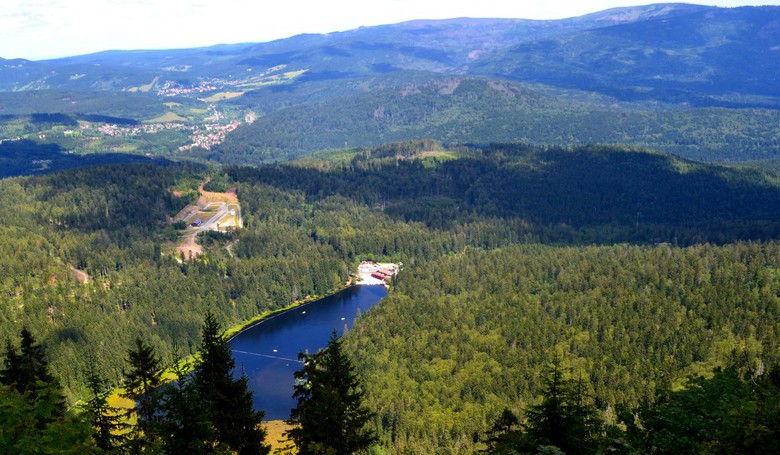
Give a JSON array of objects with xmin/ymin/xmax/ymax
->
[{"xmin": 1, "ymin": 3, "xmax": 779, "ymax": 454}]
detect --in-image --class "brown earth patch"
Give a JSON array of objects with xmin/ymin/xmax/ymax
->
[
  {"xmin": 70, "ymin": 267, "xmax": 91, "ymax": 284},
  {"xmin": 198, "ymin": 179, "xmax": 238, "ymax": 205},
  {"xmin": 176, "ymin": 234, "xmax": 203, "ymax": 260},
  {"xmin": 435, "ymin": 78, "xmax": 461, "ymax": 95}
]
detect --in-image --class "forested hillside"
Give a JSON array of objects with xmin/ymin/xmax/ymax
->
[
  {"xmin": 229, "ymin": 142, "xmax": 780, "ymax": 244},
  {"xmin": 346, "ymin": 243, "xmax": 780, "ymax": 453},
  {"xmin": 3, "ymin": 3, "xmax": 780, "ymax": 453},
  {"xmin": 216, "ymin": 78, "xmax": 780, "ymax": 164},
  {"xmin": 0, "ymin": 164, "xmax": 350, "ymax": 397},
  {"xmin": 0, "ymin": 140, "xmax": 163, "ymax": 178},
  {"xmin": 1, "ymin": 143, "xmax": 778, "ymax": 453},
  {"xmin": 3, "ymin": 5, "xmax": 780, "ymax": 167}
]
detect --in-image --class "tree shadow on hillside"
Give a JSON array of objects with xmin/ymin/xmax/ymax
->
[{"xmin": 0, "ymin": 140, "xmax": 169, "ymax": 179}]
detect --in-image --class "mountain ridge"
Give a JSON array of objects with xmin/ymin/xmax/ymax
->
[{"xmin": 2, "ymin": 3, "xmax": 779, "ymax": 165}]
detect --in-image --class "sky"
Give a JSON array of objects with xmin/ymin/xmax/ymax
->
[{"xmin": 2, "ymin": 0, "xmax": 776, "ymax": 60}]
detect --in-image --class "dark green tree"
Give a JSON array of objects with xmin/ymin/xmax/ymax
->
[
  {"xmin": 84, "ymin": 360, "xmax": 128, "ymax": 452},
  {"xmin": 0, "ymin": 384, "xmax": 97, "ymax": 454},
  {"xmin": 0, "ymin": 328, "xmax": 64, "ymax": 417},
  {"xmin": 160, "ymin": 348, "xmax": 214, "ymax": 455},
  {"xmin": 287, "ymin": 330, "xmax": 376, "ymax": 454},
  {"xmin": 566, "ymin": 375, "xmax": 605, "ymax": 454},
  {"xmin": 123, "ymin": 337, "xmax": 163, "ymax": 453},
  {"xmin": 193, "ymin": 310, "xmax": 269, "ymax": 455},
  {"xmin": 0, "ymin": 330, "xmax": 96, "ymax": 454},
  {"xmin": 625, "ymin": 365, "xmax": 780, "ymax": 454},
  {"xmin": 508, "ymin": 359, "xmax": 605, "ymax": 454},
  {"xmin": 523, "ymin": 357, "xmax": 572, "ymax": 452},
  {"xmin": 481, "ymin": 408, "xmax": 522, "ymax": 454},
  {"xmin": 0, "ymin": 339, "xmax": 23, "ymax": 390}
]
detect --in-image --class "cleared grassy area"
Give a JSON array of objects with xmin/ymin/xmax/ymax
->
[
  {"xmin": 200, "ymin": 193, "xmax": 234, "ymax": 205},
  {"xmin": 148, "ymin": 111, "xmax": 188, "ymax": 123},
  {"xmin": 416, "ymin": 150, "xmax": 459, "ymax": 168},
  {"xmin": 294, "ymin": 148, "xmax": 358, "ymax": 166},
  {"xmin": 139, "ymin": 76, "xmax": 160, "ymax": 93},
  {"xmin": 187, "ymin": 210, "xmax": 213, "ymax": 223},
  {"xmin": 106, "ymin": 392, "xmax": 136, "ymax": 428},
  {"xmin": 201, "ymin": 91, "xmax": 245, "ymax": 102},
  {"xmin": 417, "ymin": 150, "xmax": 457, "ymax": 160},
  {"xmin": 234, "ymin": 69, "xmax": 308, "ymax": 90},
  {"xmin": 216, "ymin": 213, "xmax": 240, "ymax": 230}
]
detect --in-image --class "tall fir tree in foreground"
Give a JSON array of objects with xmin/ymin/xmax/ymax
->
[
  {"xmin": 84, "ymin": 360, "xmax": 128, "ymax": 452},
  {"xmin": 123, "ymin": 337, "xmax": 164, "ymax": 452},
  {"xmin": 1, "ymin": 327, "xmax": 64, "ymax": 412},
  {"xmin": 287, "ymin": 330, "xmax": 376, "ymax": 454},
  {"xmin": 159, "ymin": 347, "xmax": 214, "ymax": 455},
  {"xmin": 193, "ymin": 310, "xmax": 269, "ymax": 455},
  {"xmin": 523, "ymin": 360, "xmax": 604, "ymax": 454},
  {"xmin": 0, "ymin": 328, "xmax": 95, "ymax": 454}
]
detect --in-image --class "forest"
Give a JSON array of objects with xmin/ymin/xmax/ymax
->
[
  {"xmin": 0, "ymin": 142, "xmax": 778, "ymax": 453},
  {"xmin": 215, "ymin": 79, "xmax": 780, "ymax": 164},
  {"xmin": 228, "ymin": 142, "xmax": 780, "ymax": 244}
]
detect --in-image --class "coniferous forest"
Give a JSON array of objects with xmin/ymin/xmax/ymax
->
[
  {"xmin": 4, "ymin": 4, "xmax": 780, "ymax": 453},
  {"xmin": 0, "ymin": 142, "xmax": 779, "ymax": 453}
]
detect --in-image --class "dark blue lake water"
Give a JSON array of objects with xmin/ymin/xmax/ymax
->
[{"xmin": 229, "ymin": 285, "xmax": 387, "ymax": 420}]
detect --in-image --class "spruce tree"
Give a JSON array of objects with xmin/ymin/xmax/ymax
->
[
  {"xmin": 481, "ymin": 408, "xmax": 522, "ymax": 454},
  {"xmin": 287, "ymin": 330, "xmax": 376, "ymax": 454},
  {"xmin": 0, "ymin": 328, "xmax": 64, "ymax": 417},
  {"xmin": 160, "ymin": 348, "xmax": 214, "ymax": 455},
  {"xmin": 18, "ymin": 328, "xmax": 55, "ymax": 388},
  {"xmin": 0, "ymin": 339, "xmax": 23, "ymax": 389},
  {"xmin": 193, "ymin": 310, "xmax": 269, "ymax": 455},
  {"xmin": 123, "ymin": 337, "xmax": 163, "ymax": 452},
  {"xmin": 523, "ymin": 358, "xmax": 604, "ymax": 454},
  {"xmin": 524, "ymin": 357, "xmax": 571, "ymax": 451},
  {"xmin": 84, "ymin": 361, "xmax": 128, "ymax": 452},
  {"xmin": 0, "ymin": 330, "xmax": 95, "ymax": 454}
]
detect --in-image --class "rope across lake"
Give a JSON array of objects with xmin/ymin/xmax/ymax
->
[{"xmin": 231, "ymin": 349, "xmax": 303, "ymax": 363}]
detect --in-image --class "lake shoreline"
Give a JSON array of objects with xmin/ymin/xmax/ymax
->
[
  {"xmin": 224, "ymin": 260, "xmax": 399, "ymax": 340},
  {"xmin": 230, "ymin": 284, "xmax": 389, "ymax": 421},
  {"xmin": 224, "ymin": 283, "xmax": 359, "ymax": 341}
]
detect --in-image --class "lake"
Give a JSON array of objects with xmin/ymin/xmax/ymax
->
[{"xmin": 229, "ymin": 284, "xmax": 388, "ymax": 420}]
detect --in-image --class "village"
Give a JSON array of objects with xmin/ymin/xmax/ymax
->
[{"xmin": 73, "ymin": 105, "xmax": 242, "ymax": 152}]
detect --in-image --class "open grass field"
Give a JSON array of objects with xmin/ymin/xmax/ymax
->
[
  {"xmin": 133, "ymin": 76, "xmax": 160, "ymax": 93},
  {"xmin": 148, "ymin": 111, "xmax": 188, "ymax": 123},
  {"xmin": 201, "ymin": 91, "xmax": 245, "ymax": 102}
]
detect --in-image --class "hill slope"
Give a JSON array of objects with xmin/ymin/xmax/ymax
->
[
  {"xmin": 2, "ymin": 4, "xmax": 779, "ymax": 165},
  {"xmin": 214, "ymin": 78, "xmax": 780, "ymax": 163},
  {"xmin": 478, "ymin": 5, "xmax": 780, "ymax": 103}
]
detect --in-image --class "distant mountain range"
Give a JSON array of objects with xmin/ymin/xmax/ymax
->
[{"xmin": 1, "ymin": 3, "xmax": 779, "ymax": 164}]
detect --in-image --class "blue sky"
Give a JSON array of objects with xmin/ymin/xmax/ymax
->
[{"xmin": 1, "ymin": 0, "xmax": 776, "ymax": 60}]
